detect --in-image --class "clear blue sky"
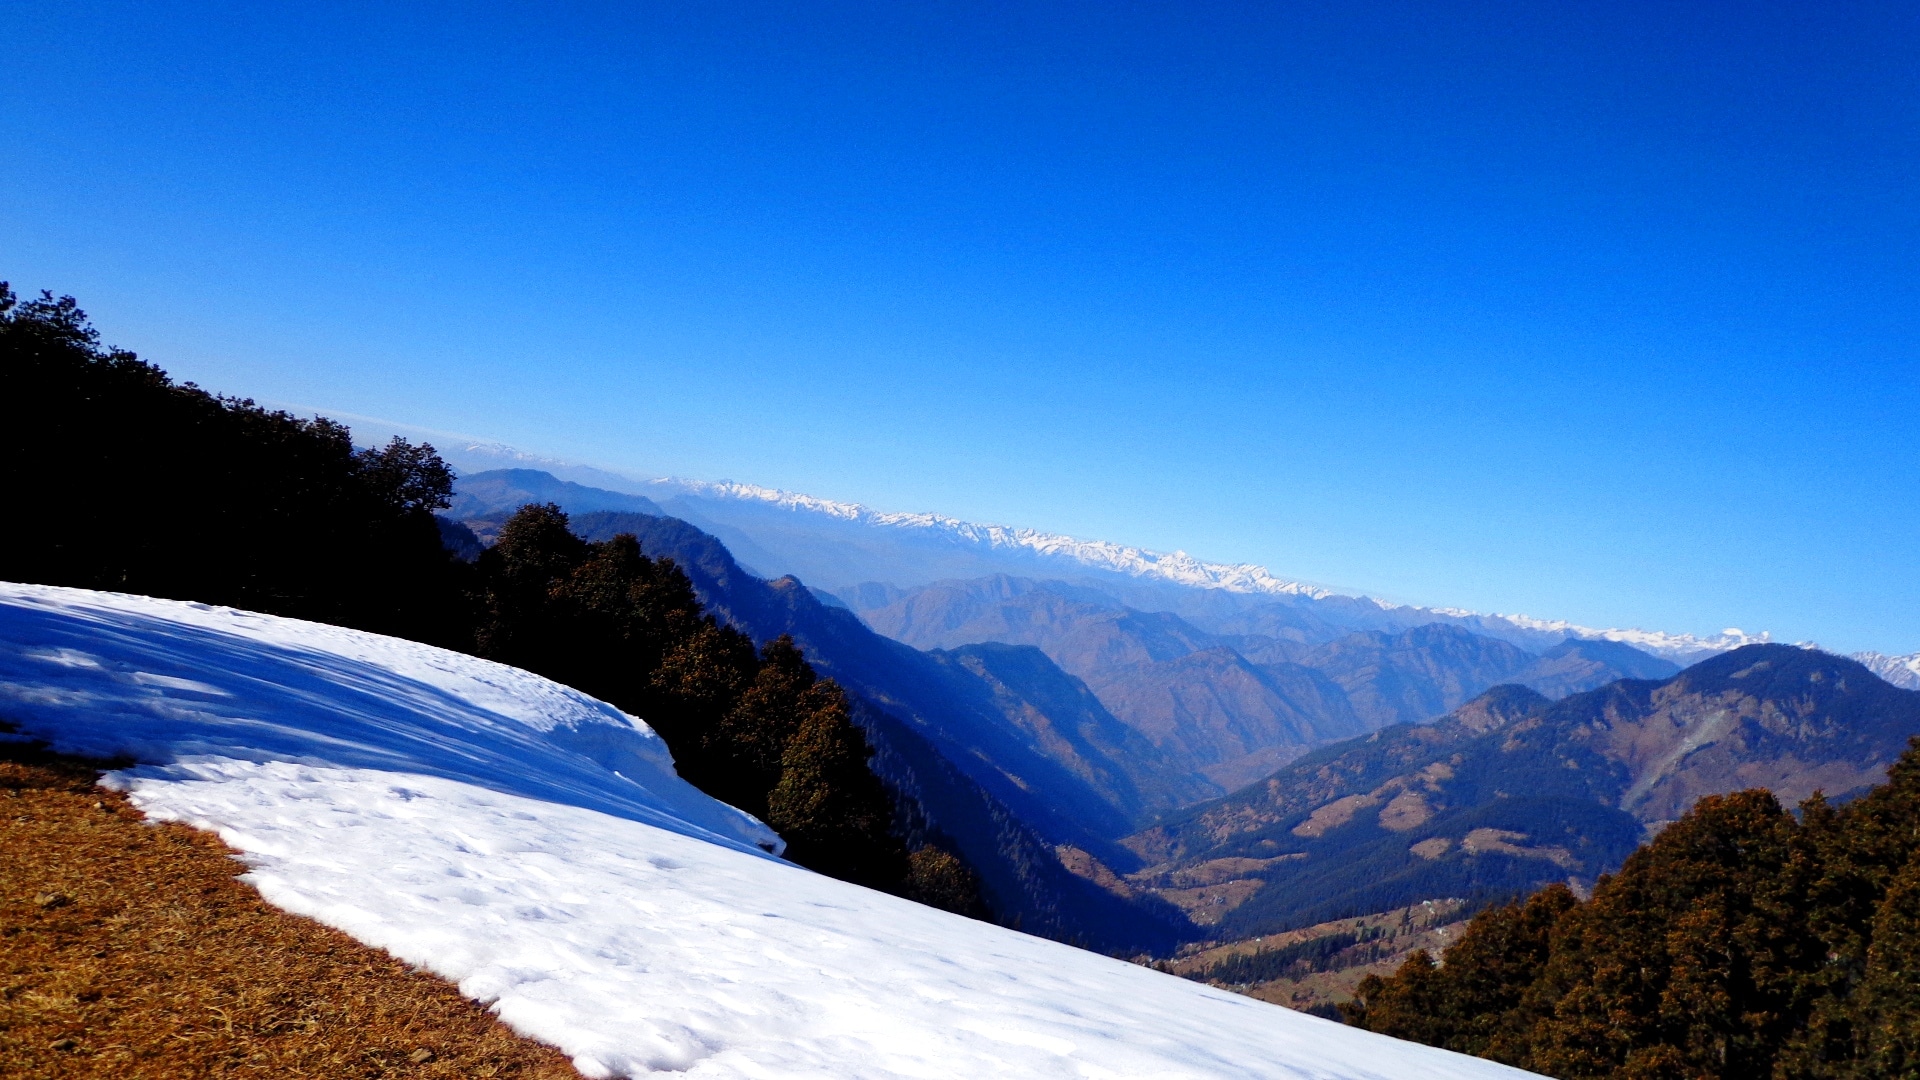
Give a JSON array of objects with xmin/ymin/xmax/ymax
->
[{"xmin": 3, "ymin": 2, "xmax": 1915, "ymax": 652}]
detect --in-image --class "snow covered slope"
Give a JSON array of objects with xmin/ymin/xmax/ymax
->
[
  {"xmin": 0, "ymin": 583, "xmax": 778, "ymax": 855},
  {"xmin": 0, "ymin": 582, "xmax": 1536, "ymax": 1079}
]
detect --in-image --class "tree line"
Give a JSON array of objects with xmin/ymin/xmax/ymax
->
[
  {"xmin": 1343, "ymin": 740, "xmax": 1920, "ymax": 1078},
  {"xmin": 0, "ymin": 283, "xmax": 981, "ymax": 912}
]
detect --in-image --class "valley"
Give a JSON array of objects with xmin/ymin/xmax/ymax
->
[{"xmin": 447, "ymin": 464, "xmax": 1920, "ymax": 1013}]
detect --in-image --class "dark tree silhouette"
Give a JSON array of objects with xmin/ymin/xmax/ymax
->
[
  {"xmin": 0, "ymin": 283, "xmax": 470, "ymax": 646},
  {"xmin": 0, "ymin": 284, "xmax": 975, "ymax": 911}
]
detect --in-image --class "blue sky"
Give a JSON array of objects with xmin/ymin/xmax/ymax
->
[{"xmin": 3, "ymin": 2, "xmax": 1916, "ymax": 652}]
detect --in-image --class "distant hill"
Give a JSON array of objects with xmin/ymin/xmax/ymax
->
[
  {"xmin": 1507, "ymin": 636, "xmax": 1681, "ymax": 698},
  {"xmin": 1117, "ymin": 646, "xmax": 1920, "ymax": 937},
  {"xmin": 924, "ymin": 641, "xmax": 1211, "ymax": 817},
  {"xmin": 449, "ymin": 469, "xmax": 664, "ymax": 534}
]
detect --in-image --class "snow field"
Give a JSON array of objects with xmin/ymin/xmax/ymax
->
[
  {"xmin": 0, "ymin": 582, "xmax": 778, "ymax": 854},
  {"xmin": 1, "ymin": 582, "xmax": 1538, "ymax": 1078}
]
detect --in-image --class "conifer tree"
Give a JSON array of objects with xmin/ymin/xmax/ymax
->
[
  {"xmin": 903, "ymin": 846, "xmax": 989, "ymax": 918},
  {"xmin": 1344, "ymin": 885, "xmax": 1575, "ymax": 1066},
  {"xmin": 469, "ymin": 510, "xmax": 920, "ymax": 895},
  {"xmin": 1, "ymin": 282, "xmax": 470, "ymax": 645},
  {"xmin": 766, "ymin": 673, "xmax": 907, "ymax": 888}
]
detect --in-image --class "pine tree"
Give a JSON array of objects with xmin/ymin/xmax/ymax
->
[
  {"xmin": 468, "ymin": 518, "xmax": 919, "ymax": 894},
  {"xmin": 903, "ymin": 845, "xmax": 990, "ymax": 918},
  {"xmin": 766, "ymin": 675, "xmax": 907, "ymax": 888},
  {"xmin": 1342, "ymin": 885, "xmax": 1573, "ymax": 1067}
]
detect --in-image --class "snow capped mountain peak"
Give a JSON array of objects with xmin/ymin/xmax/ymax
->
[
  {"xmin": 632, "ymin": 476, "xmax": 1780, "ymax": 660},
  {"xmin": 644, "ymin": 476, "xmax": 1337, "ymax": 598},
  {"xmin": 424, "ymin": 436, "xmax": 1819, "ymax": 665},
  {"xmin": 1855, "ymin": 651, "xmax": 1920, "ymax": 691},
  {"xmin": 1469, "ymin": 614, "xmax": 1775, "ymax": 662}
]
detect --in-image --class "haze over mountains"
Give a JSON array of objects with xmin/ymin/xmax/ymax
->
[
  {"xmin": 441, "ymin": 454, "xmax": 1920, "ymax": 950},
  {"xmin": 432, "ymin": 443, "xmax": 1780, "ymax": 663},
  {"xmin": 847, "ymin": 575, "xmax": 1679, "ymax": 792}
]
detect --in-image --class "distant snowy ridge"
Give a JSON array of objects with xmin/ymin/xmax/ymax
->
[
  {"xmin": 642, "ymin": 477, "xmax": 1777, "ymax": 661},
  {"xmin": 1431, "ymin": 609, "xmax": 1775, "ymax": 663},
  {"xmin": 651, "ymin": 476, "xmax": 1336, "ymax": 597},
  {"xmin": 1856, "ymin": 651, "xmax": 1920, "ymax": 691},
  {"xmin": 426, "ymin": 437, "xmax": 1776, "ymax": 663}
]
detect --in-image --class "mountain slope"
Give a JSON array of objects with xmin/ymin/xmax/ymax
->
[
  {"xmin": 923, "ymin": 641, "xmax": 1204, "ymax": 818},
  {"xmin": 851, "ymin": 575, "xmax": 1371, "ymax": 791},
  {"xmin": 0, "ymin": 582, "xmax": 1533, "ymax": 1079},
  {"xmin": 1119, "ymin": 646, "xmax": 1920, "ymax": 937},
  {"xmin": 1296, "ymin": 624, "xmax": 1541, "ymax": 729},
  {"xmin": 1089, "ymin": 647, "xmax": 1365, "ymax": 791},
  {"xmin": 1511, "ymin": 636, "xmax": 1680, "ymax": 697},
  {"xmin": 568, "ymin": 511, "xmax": 1191, "ymax": 950}
]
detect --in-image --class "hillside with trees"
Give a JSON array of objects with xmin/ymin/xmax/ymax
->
[
  {"xmin": 0, "ymin": 284, "xmax": 963, "ymax": 912},
  {"xmin": 0, "ymin": 286, "xmax": 470, "ymax": 647},
  {"xmin": 1119, "ymin": 647, "xmax": 1920, "ymax": 938},
  {"xmin": 1344, "ymin": 740, "xmax": 1920, "ymax": 1078}
]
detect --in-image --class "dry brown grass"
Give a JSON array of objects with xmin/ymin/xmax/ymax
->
[
  {"xmin": 0, "ymin": 743, "xmax": 581, "ymax": 1079},
  {"xmin": 1165, "ymin": 898, "xmax": 1473, "ymax": 1015}
]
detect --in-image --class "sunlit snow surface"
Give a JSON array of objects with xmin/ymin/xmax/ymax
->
[{"xmin": 0, "ymin": 582, "xmax": 1536, "ymax": 1079}]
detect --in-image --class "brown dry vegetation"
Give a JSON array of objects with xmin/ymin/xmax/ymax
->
[
  {"xmin": 1163, "ymin": 899, "xmax": 1473, "ymax": 1014},
  {"xmin": 0, "ymin": 743, "xmax": 580, "ymax": 1079}
]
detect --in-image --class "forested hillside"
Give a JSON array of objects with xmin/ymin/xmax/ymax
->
[
  {"xmin": 565, "ymin": 510, "xmax": 1191, "ymax": 951},
  {"xmin": 1119, "ymin": 647, "xmax": 1920, "ymax": 938},
  {"xmin": 0, "ymin": 286, "xmax": 469, "ymax": 647},
  {"xmin": 1345, "ymin": 741, "xmax": 1920, "ymax": 1078}
]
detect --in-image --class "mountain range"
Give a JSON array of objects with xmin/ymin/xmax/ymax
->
[
  {"xmin": 844, "ymin": 574, "xmax": 1679, "ymax": 793},
  {"xmin": 442, "ymin": 463, "xmax": 1920, "ymax": 956},
  {"xmin": 426, "ymin": 441, "xmax": 1784, "ymax": 663},
  {"xmin": 452, "ymin": 471, "xmax": 1684, "ymax": 801},
  {"xmin": 1118, "ymin": 645, "xmax": 1920, "ymax": 936},
  {"xmin": 557, "ymin": 510, "xmax": 1193, "ymax": 951}
]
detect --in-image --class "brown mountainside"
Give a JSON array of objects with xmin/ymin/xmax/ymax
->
[
  {"xmin": 849, "ymin": 575, "xmax": 1676, "ymax": 801},
  {"xmin": 1111, "ymin": 646, "xmax": 1920, "ymax": 939}
]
